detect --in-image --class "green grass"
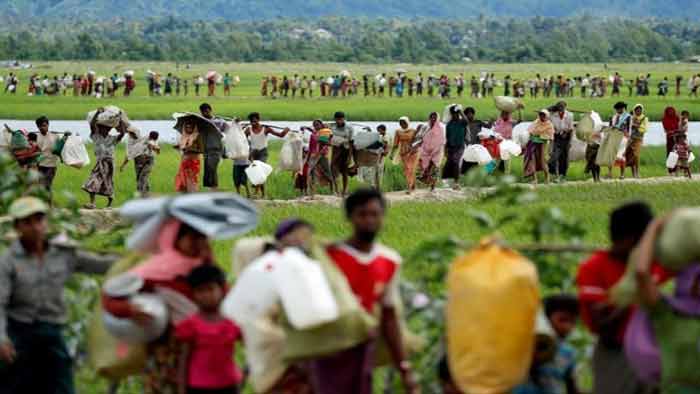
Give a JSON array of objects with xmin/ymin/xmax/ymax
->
[
  {"xmin": 50, "ymin": 142, "xmax": 696, "ymax": 208},
  {"xmin": 3, "ymin": 61, "xmax": 700, "ymax": 121}
]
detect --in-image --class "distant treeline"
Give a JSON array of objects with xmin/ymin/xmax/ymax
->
[{"xmin": 2, "ymin": 16, "xmax": 700, "ymax": 63}]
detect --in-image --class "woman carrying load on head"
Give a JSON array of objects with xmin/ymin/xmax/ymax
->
[
  {"xmin": 419, "ymin": 112, "xmax": 446, "ymax": 192},
  {"xmin": 623, "ymin": 104, "xmax": 649, "ymax": 179},
  {"xmin": 82, "ymin": 108, "xmax": 127, "ymax": 209},
  {"xmin": 390, "ymin": 116, "xmax": 419, "ymax": 194}
]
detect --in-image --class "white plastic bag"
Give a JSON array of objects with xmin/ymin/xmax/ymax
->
[
  {"xmin": 667, "ymin": 152, "xmax": 679, "ymax": 169},
  {"xmin": 271, "ymin": 248, "xmax": 339, "ymax": 330},
  {"xmin": 568, "ymin": 137, "xmax": 588, "ymax": 162},
  {"xmin": 61, "ymin": 136, "xmax": 90, "ymax": 168},
  {"xmin": 689, "ymin": 152, "xmax": 696, "ymax": 164},
  {"xmin": 245, "ymin": 160, "xmax": 273, "ymax": 186},
  {"xmin": 353, "ymin": 132, "xmax": 381, "ymax": 150},
  {"xmin": 499, "ymin": 140, "xmax": 522, "ymax": 161},
  {"xmin": 463, "ymin": 144, "xmax": 493, "ymax": 165},
  {"xmin": 512, "ymin": 126, "xmax": 530, "ymax": 147},
  {"xmin": 278, "ymin": 133, "xmax": 304, "ymax": 172},
  {"xmin": 223, "ymin": 122, "xmax": 249, "ymax": 160}
]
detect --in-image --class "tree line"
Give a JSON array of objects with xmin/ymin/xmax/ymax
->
[{"xmin": 1, "ymin": 16, "xmax": 699, "ymax": 63}]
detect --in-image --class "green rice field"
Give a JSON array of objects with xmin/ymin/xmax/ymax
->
[{"xmin": 2, "ymin": 61, "xmax": 700, "ymax": 121}]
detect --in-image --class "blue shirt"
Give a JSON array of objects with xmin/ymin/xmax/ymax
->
[{"xmin": 512, "ymin": 342, "xmax": 577, "ymax": 394}]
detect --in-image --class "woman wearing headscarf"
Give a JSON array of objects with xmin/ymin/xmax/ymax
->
[
  {"xmin": 623, "ymin": 104, "xmax": 649, "ymax": 179},
  {"xmin": 419, "ymin": 112, "xmax": 445, "ymax": 191},
  {"xmin": 662, "ymin": 106, "xmax": 681, "ymax": 159},
  {"xmin": 523, "ymin": 109, "xmax": 554, "ymax": 184},
  {"xmin": 390, "ymin": 116, "xmax": 419, "ymax": 194},
  {"xmin": 102, "ymin": 219, "xmax": 214, "ymax": 394}
]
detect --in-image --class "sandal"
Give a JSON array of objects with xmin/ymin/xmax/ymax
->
[{"xmin": 83, "ymin": 203, "xmax": 96, "ymax": 210}]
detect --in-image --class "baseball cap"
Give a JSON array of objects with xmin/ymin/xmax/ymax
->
[{"xmin": 9, "ymin": 196, "xmax": 48, "ymax": 220}]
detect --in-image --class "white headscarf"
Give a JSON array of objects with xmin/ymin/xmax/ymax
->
[{"xmin": 398, "ymin": 116, "xmax": 410, "ymax": 130}]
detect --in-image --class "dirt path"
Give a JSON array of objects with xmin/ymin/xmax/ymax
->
[
  {"xmin": 57, "ymin": 175, "xmax": 699, "ymax": 226},
  {"xmin": 262, "ymin": 175, "xmax": 700, "ymax": 206}
]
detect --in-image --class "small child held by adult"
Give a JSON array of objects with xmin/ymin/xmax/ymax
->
[
  {"xmin": 176, "ymin": 265, "xmax": 244, "ymax": 394},
  {"xmin": 672, "ymin": 133, "xmax": 692, "ymax": 178},
  {"xmin": 512, "ymin": 294, "xmax": 580, "ymax": 394}
]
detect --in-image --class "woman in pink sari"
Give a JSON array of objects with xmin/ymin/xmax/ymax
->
[{"xmin": 419, "ymin": 112, "xmax": 446, "ymax": 191}]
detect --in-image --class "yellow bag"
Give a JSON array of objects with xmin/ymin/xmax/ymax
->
[
  {"xmin": 447, "ymin": 239, "xmax": 540, "ymax": 394},
  {"xmin": 87, "ymin": 252, "xmax": 148, "ymax": 380}
]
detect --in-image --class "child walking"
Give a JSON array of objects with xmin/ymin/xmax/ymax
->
[
  {"xmin": 176, "ymin": 265, "xmax": 244, "ymax": 394},
  {"xmin": 512, "ymin": 294, "xmax": 580, "ymax": 394},
  {"xmin": 672, "ymin": 133, "xmax": 692, "ymax": 178},
  {"xmin": 121, "ymin": 130, "xmax": 161, "ymax": 196}
]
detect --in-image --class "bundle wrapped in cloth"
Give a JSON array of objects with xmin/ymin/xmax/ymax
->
[
  {"xmin": 86, "ymin": 105, "xmax": 137, "ymax": 134},
  {"xmin": 494, "ymin": 96, "xmax": 525, "ymax": 113},
  {"xmin": 655, "ymin": 208, "xmax": 700, "ymax": 271},
  {"xmin": 447, "ymin": 238, "xmax": 539, "ymax": 394}
]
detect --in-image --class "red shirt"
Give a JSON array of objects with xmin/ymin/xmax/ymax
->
[
  {"xmin": 481, "ymin": 138, "xmax": 501, "ymax": 160},
  {"xmin": 576, "ymin": 250, "xmax": 670, "ymax": 340},
  {"xmin": 175, "ymin": 314, "xmax": 243, "ymax": 389},
  {"xmin": 326, "ymin": 243, "xmax": 401, "ymax": 313}
]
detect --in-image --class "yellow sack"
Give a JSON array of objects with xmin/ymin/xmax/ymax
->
[
  {"xmin": 87, "ymin": 252, "xmax": 148, "ymax": 380},
  {"xmin": 447, "ymin": 239, "xmax": 540, "ymax": 394}
]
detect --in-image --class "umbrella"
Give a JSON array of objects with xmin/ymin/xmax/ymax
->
[
  {"xmin": 120, "ymin": 192, "xmax": 259, "ymax": 252},
  {"xmin": 172, "ymin": 112, "xmax": 223, "ymax": 137}
]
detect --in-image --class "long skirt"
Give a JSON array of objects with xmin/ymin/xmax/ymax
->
[
  {"xmin": 143, "ymin": 333, "xmax": 181, "ymax": 394},
  {"xmin": 175, "ymin": 157, "xmax": 201, "ymax": 192},
  {"xmin": 308, "ymin": 341, "xmax": 375, "ymax": 394},
  {"xmin": 592, "ymin": 341, "xmax": 656, "ymax": 394},
  {"xmin": 666, "ymin": 134, "xmax": 676, "ymax": 156},
  {"xmin": 625, "ymin": 138, "xmax": 643, "ymax": 167},
  {"xmin": 203, "ymin": 152, "xmax": 221, "ymax": 188},
  {"xmin": 585, "ymin": 144, "xmax": 600, "ymax": 174},
  {"xmin": 419, "ymin": 160, "xmax": 440, "ymax": 185},
  {"xmin": 82, "ymin": 157, "xmax": 114, "ymax": 197},
  {"xmin": 442, "ymin": 145, "xmax": 464, "ymax": 180},
  {"xmin": 400, "ymin": 151, "xmax": 419, "ymax": 189},
  {"xmin": 523, "ymin": 141, "xmax": 547, "ymax": 178},
  {"xmin": 134, "ymin": 155, "xmax": 154, "ymax": 195}
]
